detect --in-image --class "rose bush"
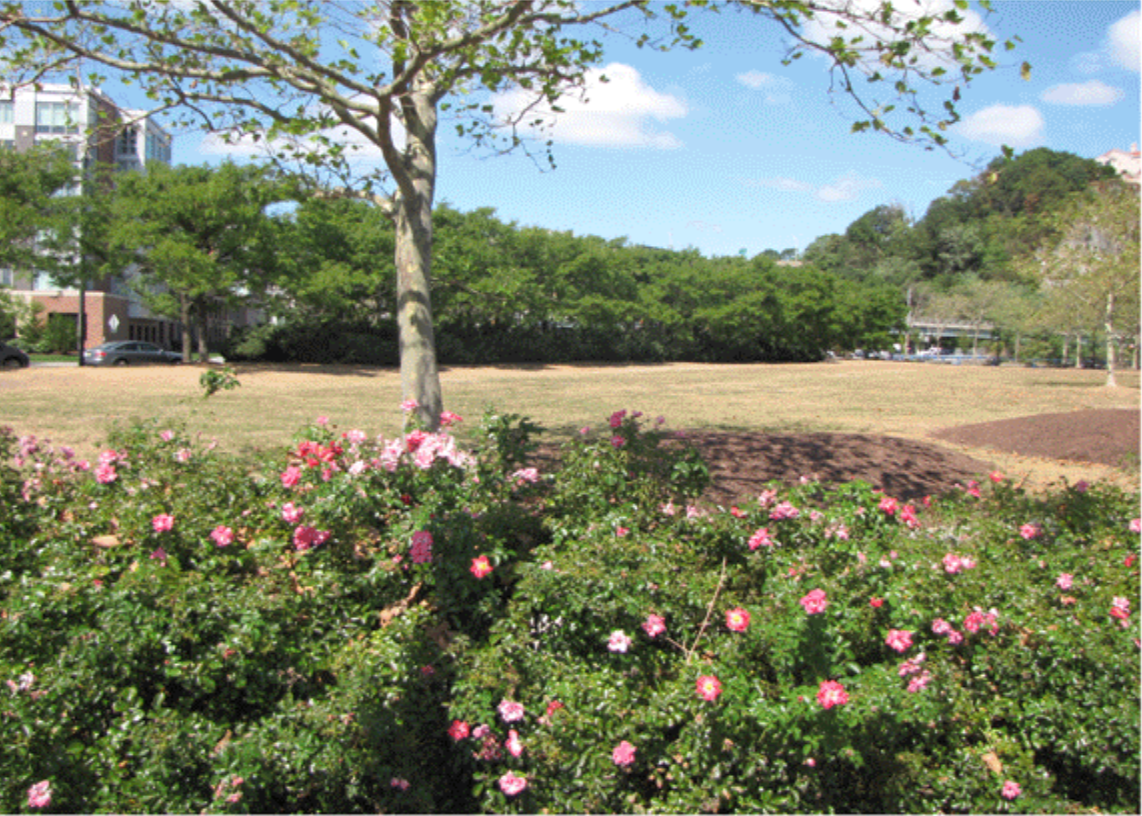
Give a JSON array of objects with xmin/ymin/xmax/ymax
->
[{"xmin": 0, "ymin": 407, "xmax": 1138, "ymax": 813}]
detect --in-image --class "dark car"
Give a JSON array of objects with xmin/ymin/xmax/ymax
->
[
  {"xmin": 83, "ymin": 341, "xmax": 182, "ymax": 366},
  {"xmin": 0, "ymin": 342, "xmax": 31, "ymax": 369}
]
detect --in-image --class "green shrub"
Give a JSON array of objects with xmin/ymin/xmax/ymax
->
[{"xmin": 0, "ymin": 410, "xmax": 1138, "ymax": 813}]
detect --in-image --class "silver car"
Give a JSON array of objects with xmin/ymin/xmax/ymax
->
[{"xmin": 83, "ymin": 341, "xmax": 182, "ymax": 366}]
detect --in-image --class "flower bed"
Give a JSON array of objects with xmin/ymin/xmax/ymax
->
[{"xmin": 1, "ymin": 407, "xmax": 1138, "ymax": 813}]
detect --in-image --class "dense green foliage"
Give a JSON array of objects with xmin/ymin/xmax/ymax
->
[
  {"xmin": 804, "ymin": 148, "xmax": 1118, "ymax": 288},
  {"xmin": 2, "ymin": 403, "xmax": 1138, "ymax": 813},
  {"xmin": 801, "ymin": 148, "xmax": 1136, "ymax": 362},
  {"xmin": 228, "ymin": 201, "xmax": 904, "ymax": 365},
  {"xmin": 0, "ymin": 144, "xmax": 78, "ymax": 273},
  {"xmin": 101, "ymin": 162, "xmax": 289, "ymax": 362}
]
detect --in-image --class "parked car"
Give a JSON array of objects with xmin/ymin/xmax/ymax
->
[
  {"xmin": 83, "ymin": 341, "xmax": 182, "ymax": 366},
  {"xmin": 0, "ymin": 342, "xmax": 30, "ymax": 369}
]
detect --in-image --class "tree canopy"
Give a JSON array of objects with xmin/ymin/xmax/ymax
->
[
  {"xmin": 0, "ymin": 143, "xmax": 80, "ymax": 272},
  {"xmin": 103, "ymin": 162, "xmax": 287, "ymax": 361}
]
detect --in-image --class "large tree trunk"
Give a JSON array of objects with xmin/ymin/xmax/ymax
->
[
  {"xmin": 1105, "ymin": 291, "xmax": 1117, "ymax": 387},
  {"xmin": 196, "ymin": 302, "xmax": 210, "ymax": 364},
  {"xmin": 180, "ymin": 295, "xmax": 193, "ymax": 364},
  {"xmin": 392, "ymin": 83, "xmax": 444, "ymax": 431}
]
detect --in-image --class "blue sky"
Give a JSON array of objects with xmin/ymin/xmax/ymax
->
[{"xmin": 176, "ymin": 1, "xmax": 1140, "ymax": 259}]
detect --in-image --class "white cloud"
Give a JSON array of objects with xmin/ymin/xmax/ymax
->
[
  {"xmin": 735, "ymin": 70, "xmax": 795, "ymax": 104},
  {"xmin": 1108, "ymin": 9, "xmax": 1140, "ymax": 72},
  {"xmin": 801, "ymin": 0, "xmax": 992, "ymax": 74},
  {"xmin": 198, "ymin": 99, "xmax": 399, "ymax": 162},
  {"xmin": 1070, "ymin": 50, "xmax": 1107, "ymax": 76},
  {"xmin": 815, "ymin": 171, "xmax": 882, "ymax": 203},
  {"xmin": 749, "ymin": 176, "xmax": 813, "ymax": 193},
  {"xmin": 954, "ymin": 104, "xmax": 1044, "ymax": 148},
  {"xmin": 492, "ymin": 62, "xmax": 687, "ymax": 150},
  {"xmin": 747, "ymin": 172, "xmax": 880, "ymax": 203},
  {"xmin": 1041, "ymin": 80, "xmax": 1123, "ymax": 106}
]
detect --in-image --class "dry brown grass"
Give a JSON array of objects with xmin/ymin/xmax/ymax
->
[{"xmin": 2, "ymin": 360, "xmax": 1138, "ymax": 488}]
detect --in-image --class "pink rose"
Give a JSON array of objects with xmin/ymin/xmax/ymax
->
[
  {"xmin": 152, "ymin": 514, "xmax": 174, "ymax": 533},
  {"xmin": 280, "ymin": 465, "xmax": 302, "ymax": 487},
  {"xmin": 505, "ymin": 729, "xmax": 523, "ymax": 758},
  {"xmin": 642, "ymin": 614, "xmax": 666, "ymax": 638},
  {"xmin": 725, "ymin": 607, "xmax": 751, "ymax": 632},
  {"xmin": 770, "ymin": 501, "xmax": 800, "ymax": 520},
  {"xmin": 906, "ymin": 670, "xmax": 932, "ymax": 693},
  {"xmin": 293, "ymin": 525, "xmax": 330, "ymax": 552},
  {"xmin": 448, "ymin": 719, "xmax": 470, "ymax": 740},
  {"xmin": 27, "ymin": 780, "xmax": 51, "ymax": 809},
  {"xmin": 470, "ymin": 556, "xmax": 493, "ymax": 579},
  {"xmin": 410, "ymin": 530, "xmax": 433, "ymax": 564},
  {"xmin": 1001, "ymin": 780, "xmax": 1021, "ymax": 800},
  {"xmin": 608, "ymin": 630, "xmax": 632, "ymax": 653},
  {"xmin": 817, "ymin": 679, "xmax": 848, "ymax": 709},
  {"xmin": 1056, "ymin": 573, "xmax": 1073, "ymax": 590},
  {"xmin": 497, "ymin": 699, "xmax": 525, "ymax": 723},
  {"xmin": 1019, "ymin": 523, "xmax": 1041, "ymax": 540},
  {"xmin": 885, "ymin": 629, "xmax": 913, "ymax": 653},
  {"xmin": 612, "ymin": 740, "xmax": 637, "ymax": 767},
  {"xmin": 800, "ymin": 589, "xmax": 828, "ymax": 615},
  {"xmin": 510, "ymin": 467, "xmax": 539, "ymax": 484},
  {"xmin": 748, "ymin": 527, "xmax": 775, "ymax": 550},
  {"xmin": 498, "ymin": 771, "xmax": 528, "ymax": 797},
  {"xmin": 281, "ymin": 502, "xmax": 305, "ymax": 524},
  {"xmin": 696, "ymin": 674, "xmax": 722, "ymax": 701},
  {"xmin": 210, "ymin": 525, "xmax": 234, "ymax": 547}
]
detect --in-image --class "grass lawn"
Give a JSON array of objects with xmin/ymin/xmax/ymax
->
[{"xmin": 2, "ymin": 359, "xmax": 1138, "ymax": 488}]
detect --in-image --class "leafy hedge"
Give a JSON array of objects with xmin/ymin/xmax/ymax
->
[{"xmin": 1, "ymin": 406, "xmax": 1138, "ymax": 813}]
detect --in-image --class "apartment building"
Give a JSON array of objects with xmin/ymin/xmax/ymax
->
[
  {"xmin": 1095, "ymin": 143, "xmax": 1141, "ymax": 186},
  {"xmin": 0, "ymin": 82, "xmax": 244, "ymax": 352}
]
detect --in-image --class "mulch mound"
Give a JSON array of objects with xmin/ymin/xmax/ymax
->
[
  {"xmin": 930, "ymin": 409, "xmax": 1140, "ymax": 469},
  {"xmin": 687, "ymin": 431, "xmax": 993, "ymax": 506},
  {"xmin": 532, "ymin": 409, "xmax": 1139, "ymax": 507}
]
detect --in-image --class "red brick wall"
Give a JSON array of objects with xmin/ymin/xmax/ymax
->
[{"xmin": 28, "ymin": 291, "xmax": 131, "ymax": 347}]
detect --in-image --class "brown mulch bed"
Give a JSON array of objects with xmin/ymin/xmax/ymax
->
[
  {"xmin": 685, "ymin": 431, "xmax": 994, "ymax": 506},
  {"xmin": 929, "ymin": 409, "xmax": 1140, "ymax": 469},
  {"xmin": 533, "ymin": 409, "xmax": 1140, "ymax": 507}
]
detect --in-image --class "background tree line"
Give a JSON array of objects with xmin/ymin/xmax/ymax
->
[
  {"xmin": 801, "ymin": 147, "xmax": 1140, "ymax": 371},
  {"xmin": 236, "ymin": 198, "xmax": 904, "ymax": 365},
  {"xmin": 3, "ymin": 144, "xmax": 1136, "ymax": 373}
]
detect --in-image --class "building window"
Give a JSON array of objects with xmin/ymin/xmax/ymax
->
[
  {"xmin": 35, "ymin": 101, "xmax": 80, "ymax": 134},
  {"xmin": 0, "ymin": 100, "xmax": 13, "ymax": 124},
  {"xmin": 0, "ymin": 268, "xmax": 14, "ymax": 287},
  {"xmin": 118, "ymin": 125, "xmax": 137, "ymax": 156}
]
